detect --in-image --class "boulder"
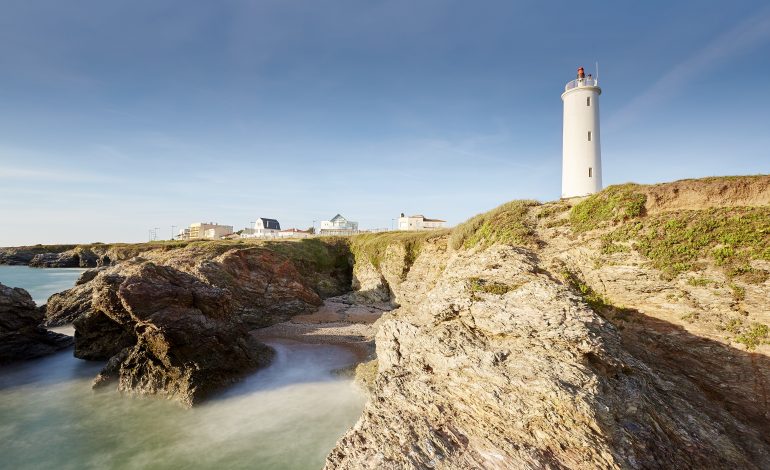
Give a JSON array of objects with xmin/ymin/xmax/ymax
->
[
  {"xmin": 0, "ymin": 282, "xmax": 73, "ymax": 363},
  {"xmin": 77, "ymin": 263, "xmax": 273, "ymax": 406}
]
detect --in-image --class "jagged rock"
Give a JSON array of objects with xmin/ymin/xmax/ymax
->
[
  {"xmin": 0, "ymin": 282, "xmax": 73, "ymax": 363},
  {"xmin": 44, "ymin": 267, "xmax": 111, "ymax": 327},
  {"xmin": 77, "ymin": 263, "xmax": 274, "ymax": 406},
  {"xmin": 76, "ymin": 267, "xmax": 105, "ymax": 285},
  {"xmin": 327, "ymin": 243, "xmax": 770, "ymax": 469}
]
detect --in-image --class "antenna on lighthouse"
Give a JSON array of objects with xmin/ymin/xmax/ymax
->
[{"xmin": 595, "ymin": 61, "xmax": 600, "ymax": 85}]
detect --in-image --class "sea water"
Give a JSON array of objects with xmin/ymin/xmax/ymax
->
[
  {"xmin": 0, "ymin": 265, "xmax": 86, "ymax": 305},
  {"xmin": 0, "ymin": 266, "xmax": 365, "ymax": 470}
]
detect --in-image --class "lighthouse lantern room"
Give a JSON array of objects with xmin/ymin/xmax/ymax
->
[{"xmin": 561, "ymin": 66, "xmax": 602, "ymax": 198}]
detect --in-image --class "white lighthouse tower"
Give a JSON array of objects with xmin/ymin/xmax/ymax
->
[{"xmin": 561, "ymin": 66, "xmax": 602, "ymax": 198}]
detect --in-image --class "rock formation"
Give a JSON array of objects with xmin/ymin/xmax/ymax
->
[
  {"xmin": 0, "ymin": 282, "xmax": 73, "ymax": 363},
  {"xmin": 78, "ymin": 263, "xmax": 273, "ymax": 406},
  {"xmin": 327, "ymin": 175, "xmax": 770, "ymax": 469},
  {"xmin": 44, "ymin": 239, "xmax": 350, "ymax": 405}
]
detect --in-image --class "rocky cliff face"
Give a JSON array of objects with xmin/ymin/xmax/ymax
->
[
  {"xmin": 0, "ymin": 283, "xmax": 73, "ymax": 363},
  {"xmin": 327, "ymin": 176, "xmax": 770, "ymax": 469},
  {"xmin": 44, "ymin": 239, "xmax": 351, "ymax": 406}
]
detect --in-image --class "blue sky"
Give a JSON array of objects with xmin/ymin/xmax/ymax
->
[{"xmin": 1, "ymin": 0, "xmax": 769, "ymax": 245}]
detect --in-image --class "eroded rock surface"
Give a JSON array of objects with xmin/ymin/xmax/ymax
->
[
  {"xmin": 0, "ymin": 282, "xmax": 72, "ymax": 363},
  {"xmin": 44, "ymin": 240, "xmax": 350, "ymax": 405},
  {"xmin": 327, "ymin": 242, "xmax": 770, "ymax": 469},
  {"xmin": 79, "ymin": 263, "xmax": 273, "ymax": 406}
]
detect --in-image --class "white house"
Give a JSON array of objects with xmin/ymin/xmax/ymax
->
[
  {"xmin": 397, "ymin": 214, "xmax": 446, "ymax": 231},
  {"xmin": 562, "ymin": 66, "xmax": 602, "ymax": 198},
  {"xmin": 320, "ymin": 214, "xmax": 359, "ymax": 236},
  {"xmin": 247, "ymin": 218, "xmax": 281, "ymax": 238}
]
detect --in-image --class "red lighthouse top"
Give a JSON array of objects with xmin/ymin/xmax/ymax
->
[{"xmin": 577, "ymin": 67, "xmax": 585, "ymax": 79}]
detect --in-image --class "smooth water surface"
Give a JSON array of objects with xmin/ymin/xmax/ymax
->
[
  {"xmin": 0, "ymin": 341, "xmax": 364, "ymax": 470},
  {"xmin": 0, "ymin": 266, "xmax": 365, "ymax": 470},
  {"xmin": 0, "ymin": 265, "xmax": 85, "ymax": 305}
]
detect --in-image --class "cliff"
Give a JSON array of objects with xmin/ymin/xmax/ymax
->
[{"xmin": 326, "ymin": 175, "xmax": 770, "ymax": 469}]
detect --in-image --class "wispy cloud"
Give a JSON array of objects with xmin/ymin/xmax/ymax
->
[{"xmin": 607, "ymin": 6, "xmax": 770, "ymax": 132}]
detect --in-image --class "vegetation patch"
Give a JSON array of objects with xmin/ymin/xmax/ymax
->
[
  {"xmin": 450, "ymin": 200, "xmax": 540, "ymax": 250},
  {"xmin": 468, "ymin": 277, "xmax": 517, "ymax": 299},
  {"xmin": 681, "ymin": 312, "xmax": 700, "ymax": 323},
  {"xmin": 536, "ymin": 202, "xmax": 570, "ymax": 220},
  {"xmin": 265, "ymin": 238, "xmax": 350, "ymax": 271},
  {"xmin": 569, "ymin": 184, "xmax": 647, "ymax": 232},
  {"xmin": 686, "ymin": 277, "xmax": 713, "ymax": 287},
  {"xmin": 600, "ymin": 241, "xmax": 630, "ymax": 255},
  {"xmin": 734, "ymin": 323, "xmax": 770, "ymax": 351},
  {"xmin": 729, "ymin": 282, "xmax": 746, "ymax": 302},
  {"xmin": 722, "ymin": 318, "xmax": 743, "ymax": 334},
  {"xmin": 350, "ymin": 231, "xmax": 446, "ymax": 279},
  {"xmin": 601, "ymin": 206, "xmax": 770, "ymax": 281}
]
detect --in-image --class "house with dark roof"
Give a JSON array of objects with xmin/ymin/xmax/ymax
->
[{"xmin": 252, "ymin": 218, "xmax": 281, "ymax": 237}]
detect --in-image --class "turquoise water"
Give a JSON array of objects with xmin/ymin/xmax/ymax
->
[
  {"xmin": 0, "ymin": 265, "xmax": 85, "ymax": 305},
  {"xmin": 0, "ymin": 266, "xmax": 365, "ymax": 470}
]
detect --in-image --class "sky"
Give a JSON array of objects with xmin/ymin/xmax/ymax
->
[{"xmin": 1, "ymin": 0, "xmax": 769, "ymax": 245}]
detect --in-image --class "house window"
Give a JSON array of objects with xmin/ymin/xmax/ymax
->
[
  {"xmin": 588, "ymin": 131, "xmax": 592, "ymax": 141},
  {"xmin": 587, "ymin": 97, "xmax": 591, "ymax": 106},
  {"xmin": 589, "ymin": 167, "xmax": 593, "ymax": 178}
]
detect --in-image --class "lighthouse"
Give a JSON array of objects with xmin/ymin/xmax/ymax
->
[{"xmin": 561, "ymin": 66, "xmax": 602, "ymax": 198}]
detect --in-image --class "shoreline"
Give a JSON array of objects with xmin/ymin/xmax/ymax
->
[{"xmin": 252, "ymin": 295, "xmax": 391, "ymax": 363}]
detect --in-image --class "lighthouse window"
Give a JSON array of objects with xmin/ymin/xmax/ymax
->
[
  {"xmin": 587, "ymin": 97, "xmax": 591, "ymax": 106},
  {"xmin": 588, "ymin": 131, "xmax": 592, "ymax": 141},
  {"xmin": 589, "ymin": 167, "xmax": 593, "ymax": 177}
]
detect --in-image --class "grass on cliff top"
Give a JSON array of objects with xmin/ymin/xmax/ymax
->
[
  {"xmin": 602, "ymin": 206, "xmax": 770, "ymax": 281},
  {"xmin": 265, "ymin": 238, "xmax": 351, "ymax": 271},
  {"xmin": 450, "ymin": 200, "xmax": 540, "ymax": 250},
  {"xmin": 350, "ymin": 230, "xmax": 446, "ymax": 278},
  {"xmin": 569, "ymin": 184, "xmax": 647, "ymax": 232}
]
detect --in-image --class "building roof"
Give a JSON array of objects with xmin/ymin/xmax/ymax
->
[
  {"xmin": 329, "ymin": 214, "xmax": 347, "ymax": 222},
  {"xmin": 257, "ymin": 218, "xmax": 281, "ymax": 230},
  {"xmin": 407, "ymin": 214, "xmax": 446, "ymax": 222}
]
